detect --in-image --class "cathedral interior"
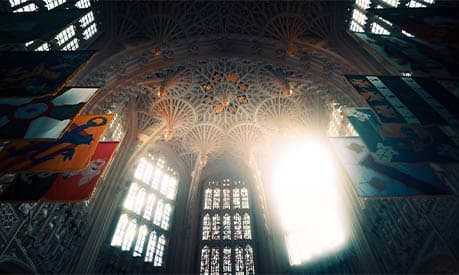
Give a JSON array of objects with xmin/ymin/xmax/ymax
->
[{"xmin": 1, "ymin": 0, "xmax": 459, "ymax": 273}]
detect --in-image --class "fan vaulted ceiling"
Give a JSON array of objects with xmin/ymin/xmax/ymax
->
[{"xmin": 73, "ymin": 1, "xmax": 362, "ymax": 176}]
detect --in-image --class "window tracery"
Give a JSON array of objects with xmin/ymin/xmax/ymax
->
[
  {"xmin": 110, "ymin": 155, "xmax": 179, "ymax": 268},
  {"xmin": 199, "ymin": 177, "xmax": 256, "ymax": 274}
]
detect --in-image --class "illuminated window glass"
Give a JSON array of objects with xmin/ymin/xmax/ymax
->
[
  {"xmin": 241, "ymin": 188, "xmax": 249, "ymax": 209},
  {"xmin": 204, "ymin": 189, "xmax": 212, "ymax": 210},
  {"xmin": 371, "ymin": 22, "xmax": 390, "ymax": 35},
  {"xmin": 212, "ymin": 214, "xmax": 220, "ymax": 240},
  {"xmin": 223, "ymin": 189, "xmax": 231, "ymax": 209},
  {"xmin": 199, "ymin": 177, "xmax": 255, "ymax": 274},
  {"xmin": 235, "ymin": 246, "xmax": 244, "ymax": 275},
  {"xmin": 62, "ymin": 37, "xmax": 79, "ymax": 51},
  {"xmin": 133, "ymin": 225, "xmax": 147, "ymax": 256},
  {"xmin": 144, "ymin": 231, "xmax": 157, "ymax": 262},
  {"xmin": 200, "ymin": 246, "xmax": 210, "ymax": 274},
  {"xmin": 244, "ymin": 245, "xmax": 255, "ymax": 274},
  {"xmin": 134, "ymin": 188, "xmax": 146, "ymax": 214},
  {"xmin": 121, "ymin": 219, "xmax": 137, "ymax": 251},
  {"xmin": 243, "ymin": 213, "xmax": 252, "ymax": 240},
  {"xmin": 152, "ymin": 168, "xmax": 163, "ymax": 190},
  {"xmin": 124, "ymin": 183, "xmax": 138, "ymax": 210},
  {"xmin": 79, "ymin": 11, "xmax": 95, "ymax": 28},
  {"xmin": 233, "ymin": 189, "xmax": 240, "ymax": 209},
  {"xmin": 44, "ymin": 0, "xmax": 66, "ymax": 10},
  {"xmin": 153, "ymin": 235, "xmax": 166, "ymax": 267},
  {"xmin": 13, "ymin": 3, "xmax": 38, "ymax": 12},
  {"xmin": 223, "ymin": 214, "xmax": 231, "ymax": 240},
  {"xmin": 213, "ymin": 189, "xmax": 220, "ymax": 209},
  {"xmin": 154, "ymin": 200, "xmax": 164, "ymax": 226},
  {"xmin": 143, "ymin": 194, "xmax": 156, "ymax": 220},
  {"xmin": 35, "ymin": 43, "xmax": 50, "ymax": 51},
  {"xmin": 111, "ymin": 214, "xmax": 128, "ymax": 246},
  {"xmin": 56, "ymin": 25, "xmax": 75, "ymax": 46},
  {"xmin": 223, "ymin": 247, "xmax": 232, "ymax": 274},
  {"xmin": 202, "ymin": 214, "xmax": 211, "ymax": 240},
  {"xmin": 234, "ymin": 213, "xmax": 242, "ymax": 240},
  {"xmin": 9, "ymin": 0, "xmax": 27, "ymax": 7},
  {"xmin": 161, "ymin": 204, "xmax": 171, "ymax": 230},
  {"xmin": 210, "ymin": 248, "xmax": 220, "ymax": 275},
  {"xmin": 75, "ymin": 0, "xmax": 91, "ymax": 8},
  {"xmin": 83, "ymin": 23, "xmax": 97, "ymax": 40},
  {"xmin": 111, "ymin": 155, "xmax": 179, "ymax": 267},
  {"xmin": 382, "ymin": 0, "xmax": 399, "ymax": 7}
]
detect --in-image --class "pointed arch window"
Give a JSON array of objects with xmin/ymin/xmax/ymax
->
[
  {"xmin": 111, "ymin": 155, "xmax": 179, "ymax": 268},
  {"xmin": 199, "ymin": 177, "xmax": 256, "ymax": 274}
]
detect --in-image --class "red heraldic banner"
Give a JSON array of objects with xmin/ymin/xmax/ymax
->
[
  {"xmin": 0, "ymin": 114, "xmax": 113, "ymax": 173},
  {"xmin": 44, "ymin": 141, "xmax": 119, "ymax": 202}
]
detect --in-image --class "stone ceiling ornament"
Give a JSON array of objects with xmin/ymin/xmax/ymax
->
[
  {"xmin": 182, "ymin": 123, "xmax": 225, "ymax": 156},
  {"xmin": 226, "ymin": 123, "xmax": 266, "ymax": 161},
  {"xmin": 255, "ymin": 96, "xmax": 301, "ymax": 133},
  {"xmin": 150, "ymin": 98, "xmax": 197, "ymax": 141}
]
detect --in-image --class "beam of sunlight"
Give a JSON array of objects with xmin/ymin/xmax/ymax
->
[{"xmin": 271, "ymin": 137, "xmax": 347, "ymax": 266}]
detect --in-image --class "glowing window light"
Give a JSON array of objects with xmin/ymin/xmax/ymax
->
[
  {"xmin": 272, "ymin": 138, "xmax": 347, "ymax": 266},
  {"xmin": 75, "ymin": 0, "xmax": 91, "ymax": 8},
  {"xmin": 350, "ymin": 21, "xmax": 365, "ymax": 33},
  {"xmin": 153, "ymin": 235, "xmax": 166, "ymax": 266},
  {"xmin": 111, "ymin": 214, "xmax": 128, "ymax": 246},
  {"xmin": 9, "ymin": 0, "xmax": 27, "ymax": 7},
  {"xmin": 121, "ymin": 219, "xmax": 137, "ymax": 251},
  {"xmin": 352, "ymin": 9, "xmax": 367, "ymax": 26},
  {"xmin": 407, "ymin": 0, "xmax": 426, "ymax": 7},
  {"xmin": 56, "ymin": 25, "xmax": 75, "ymax": 46},
  {"xmin": 133, "ymin": 225, "xmax": 148, "ymax": 256},
  {"xmin": 402, "ymin": 30, "xmax": 415, "ymax": 37},
  {"xmin": 144, "ymin": 231, "xmax": 157, "ymax": 262},
  {"xmin": 371, "ymin": 22, "xmax": 390, "ymax": 35},
  {"xmin": 80, "ymin": 11, "xmax": 95, "ymax": 28},
  {"xmin": 355, "ymin": 0, "xmax": 371, "ymax": 9},
  {"xmin": 83, "ymin": 23, "xmax": 98, "ymax": 40},
  {"xmin": 382, "ymin": 0, "xmax": 399, "ymax": 7},
  {"xmin": 44, "ymin": 0, "xmax": 66, "ymax": 10},
  {"xmin": 13, "ymin": 3, "xmax": 38, "ymax": 12},
  {"xmin": 35, "ymin": 43, "xmax": 50, "ymax": 51}
]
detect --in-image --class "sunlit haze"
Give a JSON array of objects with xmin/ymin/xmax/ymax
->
[{"xmin": 271, "ymin": 137, "xmax": 347, "ymax": 266}]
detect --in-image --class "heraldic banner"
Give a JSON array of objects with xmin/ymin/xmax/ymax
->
[{"xmin": 0, "ymin": 114, "xmax": 113, "ymax": 173}]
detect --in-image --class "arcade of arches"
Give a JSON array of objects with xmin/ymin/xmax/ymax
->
[{"xmin": 1, "ymin": 1, "xmax": 459, "ymax": 274}]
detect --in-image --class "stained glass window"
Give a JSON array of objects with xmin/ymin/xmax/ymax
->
[
  {"xmin": 223, "ymin": 247, "xmax": 232, "ymax": 274},
  {"xmin": 223, "ymin": 214, "xmax": 231, "ymax": 240},
  {"xmin": 204, "ymin": 189, "xmax": 212, "ymax": 210},
  {"xmin": 223, "ymin": 189, "xmax": 231, "ymax": 209},
  {"xmin": 245, "ymin": 245, "xmax": 255, "ymax": 274},
  {"xmin": 111, "ymin": 214, "xmax": 128, "ymax": 246},
  {"xmin": 122, "ymin": 219, "xmax": 137, "ymax": 251},
  {"xmin": 111, "ymin": 155, "xmax": 179, "ymax": 268},
  {"xmin": 243, "ymin": 213, "xmax": 252, "ymax": 240},
  {"xmin": 234, "ymin": 213, "xmax": 243, "ymax": 240},
  {"xmin": 200, "ymin": 246, "xmax": 210, "ymax": 274},
  {"xmin": 145, "ymin": 231, "xmax": 157, "ymax": 262},
  {"xmin": 134, "ymin": 188, "xmax": 146, "ymax": 214},
  {"xmin": 213, "ymin": 189, "xmax": 221, "ymax": 209},
  {"xmin": 154, "ymin": 200, "xmax": 164, "ymax": 226},
  {"xmin": 199, "ymin": 177, "xmax": 255, "ymax": 274},
  {"xmin": 233, "ymin": 189, "xmax": 240, "ymax": 209},
  {"xmin": 143, "ymin": 194, "xmax": 156, "ymax": 220},
  {"xmin": 212, "ymin": 214, "xmax": 220, "ymax": 240},
  {"xmin": 235, "ymin": 246, "xmax": 244, "ymax": 275},
  {"xmin": 133, "ymin": 225, "xmax": 147, "ymax": 256},
  {"xmin": 211, "ymin": 248, "xmax": 220, "ymax": 275},
  {"xmin": 241, "ymin": 188, "xmax": 249, "ymax": 209},
  {"xmin": 202, "ymin": 214, "xmax": 211, "ymax": 240},
  {"xmin": 154, "ymin": 235, "xmax": 166, "ymax": 267}
]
